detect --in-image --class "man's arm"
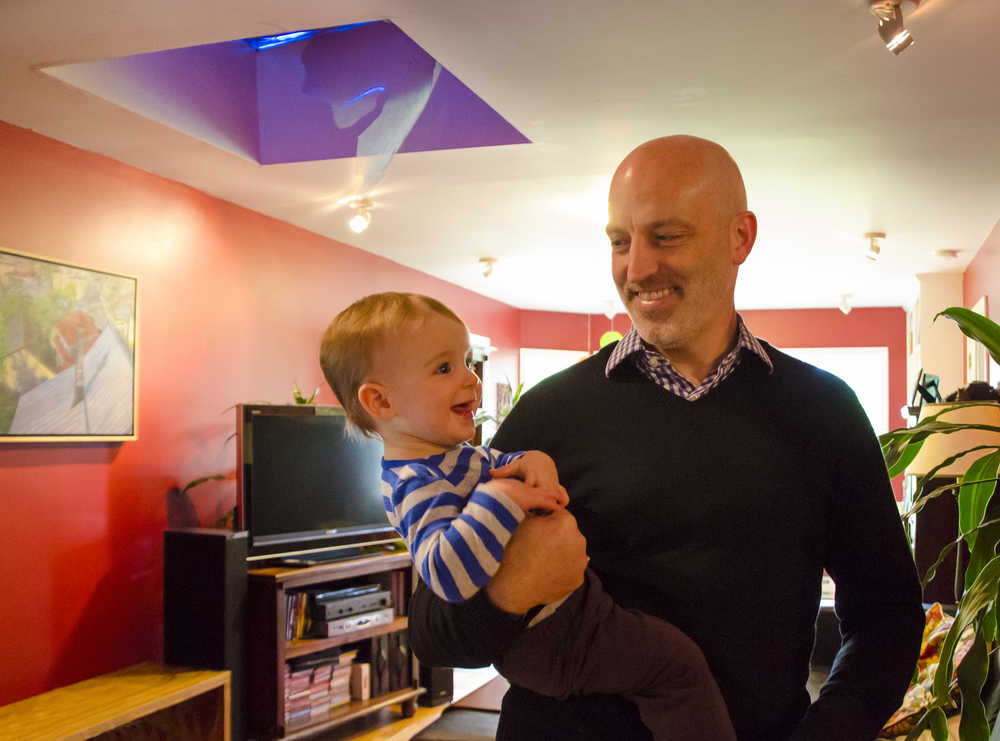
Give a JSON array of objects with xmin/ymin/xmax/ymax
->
[
  {"xmin": 789, "ymin": 387, "xmax": 925, "ymax": 741},
  {"xmin": 408, "ymin": 500, "xmax": 588, "ymax": 667}
]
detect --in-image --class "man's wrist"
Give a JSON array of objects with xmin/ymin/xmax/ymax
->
[{"xmin": 484, "ymin": 576, "xmax": 533, "ymax": 617}]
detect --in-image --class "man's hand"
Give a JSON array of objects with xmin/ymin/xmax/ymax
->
[
  {"xmin": 489, "ymin": 451, "xmax": 570, "ymax": 512},
  {"xmin": 485, "ymin": 506, "xmax": 588, "ymax": 615}
]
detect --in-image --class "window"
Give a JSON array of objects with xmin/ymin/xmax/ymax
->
[{"xmin": 780, "ymin": 347, "xmax": 890, "ymax": 435}]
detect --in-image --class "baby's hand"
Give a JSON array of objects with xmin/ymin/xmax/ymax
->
[
  {"xmin": 486, "ymin": 477, "xmax": 568, "ymax": 516},
  {"xmin": 490, "ymin": 451, "xmax": 569, "ymax": 511}
]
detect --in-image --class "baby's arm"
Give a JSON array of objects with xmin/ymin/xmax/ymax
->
[
  {"xmin": 387, "ymin": 468, "xmax": 542, "ymax": 603},
  {"xmin": 489, "ymin": 450, "xmax": 569, "ymax": 512}
]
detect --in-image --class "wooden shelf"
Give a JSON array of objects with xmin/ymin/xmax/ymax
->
[
  {"xmin": 287, "ymin": 617, "xmax": 409, "ymax": 659},
  {"xmin": 250, "ymin": 552, "xmax": 412, "ymax": 590},
  {"xmin": 282, "ymin": 688, "xmax": 424, "ymax": 740},
  {"xmin": 248, "ymin": 553, "xmax": 418, "ymax": 739}
]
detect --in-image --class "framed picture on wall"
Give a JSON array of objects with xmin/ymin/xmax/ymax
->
[{"xmin": 0, "ymin": 248, "xmax": 138, "ymax": 441}]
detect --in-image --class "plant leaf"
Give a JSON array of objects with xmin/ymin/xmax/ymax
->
[
  {"xmin": 181, "ymin": 473, "xmax": 229, "ymax": 495},
  {"xmin": 956, "ymin": 630, "xmax": 990, "ymax": 741},
  {"xmin": 914, "ymin": 517, "xmax": 1000, "ymax": 590},
  {"xmin": 920, "ymin": 445, "xmax": 1000, "ymax": 486},
  {"xmin": 884, "ymin": 435, "xmax": 926, "ymax": 477},
  {"xmin": 928, "ymin": 706, "xmax": 950, "ymax": 741},
  {"xmin": 957, "ymin": 451, "xmax": 1000, "ymax": 549},
  {"xmin": 919, "ymin": 535, "xmax": 959, "ymax": 590},
  {"xmin": 902, "ymin": 480, "xmax": 961, "ymax": 521},
  {"xmin": 987, "ymin": 599, "xmax": 1000, "ymax": 643},
  {"xmin": 932, "ymin": 555, "xmax": 1000, "ymax": 700},
  {"xmin": 937, "ymin": 307, "xmax": 1000, "ymax": 365}
]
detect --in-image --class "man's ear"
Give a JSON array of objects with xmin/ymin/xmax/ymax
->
[
  {"xmin": 358, "ymin": 382, "xmax": 394, "ymax": 421},
  {"xmin": 730, "ymin": 210, "xmax": 757, "ymax": 265}
]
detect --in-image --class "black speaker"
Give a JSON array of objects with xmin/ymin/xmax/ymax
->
[
  {"xmin": 913, "ymin": 478, "xmax": 967, "ymax": 605},
  {"xmin": 418, "ymin": 664, "xmax": 454, "ymax": 706},
  {"xmin": 164, "ymin": 528, "xmax": 248, "ymax": 741}
]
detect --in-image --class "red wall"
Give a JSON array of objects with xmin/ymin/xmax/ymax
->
[
  {"xmin": 964, "ymin": 220, "xmax": 1000, "ymax": 319},
  {"xmin": 0, "ymin": 122, "xmax": 520, "ymax": 704},
  {"xmin": 520, "ymin": 310, "xmax": 632, "ymax": 354}
]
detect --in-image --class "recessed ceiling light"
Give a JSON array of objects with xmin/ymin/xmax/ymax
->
[{"xmin": 932, "ymin": 249, "xmax": 960, "ymax": 259}]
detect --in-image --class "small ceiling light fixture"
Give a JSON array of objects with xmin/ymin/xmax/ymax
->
[
  {"xmin": 869, "ymin": 1, "xmax": 915, "ymax": 55},
  {"xmin": 348, "ymin": 197, "xmax": 372, "ymax": 233},
  {"xmin": 932, "ymin": 248, "xmax": 960, "ymax": 259},
  {"xmin": 479, "ymin": 257, "xmax": 498, "ymax": 277},
  {"xmin": 864, "ymin": 231, "xmax": 885, "ymax": 262}
]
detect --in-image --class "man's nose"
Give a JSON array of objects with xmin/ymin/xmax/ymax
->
[{"xmin": 626, "ymin": 236, "xmax": 658, "ymax": 285}]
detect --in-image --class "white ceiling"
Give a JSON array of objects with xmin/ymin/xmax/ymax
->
[{"xmin": 2, "ymin": 0, "xmax": 997, "ymax": 315}]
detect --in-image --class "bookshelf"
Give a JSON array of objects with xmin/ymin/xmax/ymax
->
[{"xmin": 247, "ymin": 551, "xmax": 423, "ymax": 740}]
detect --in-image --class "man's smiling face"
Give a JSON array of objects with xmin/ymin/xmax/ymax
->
[{"xmin": 606, "ymin": 138, "xmax": 753, "ymax": 375}]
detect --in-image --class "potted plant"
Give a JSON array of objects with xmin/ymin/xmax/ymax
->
[{"xmin": 880, "ymin": 306, "xmax": 1000, "ymax": 741}]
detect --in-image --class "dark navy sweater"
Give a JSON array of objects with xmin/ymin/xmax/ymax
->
[{"xmin": 409, "ymin": 342, "xmax": 924, "ymax": 741}]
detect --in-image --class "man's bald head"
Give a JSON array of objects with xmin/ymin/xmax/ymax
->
[{"xmin": 611, "ymin": 135, "xmax": 747, "ymax": 223}]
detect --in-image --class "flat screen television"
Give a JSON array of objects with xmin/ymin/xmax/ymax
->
[{"xmin": 236, "ymin": 403, "xmax": 399, "ymax": 563}]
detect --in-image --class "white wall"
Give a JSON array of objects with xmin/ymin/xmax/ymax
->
[{"xmin": 915, "ymin": 273, "xmax": 966, "ymax": 399}]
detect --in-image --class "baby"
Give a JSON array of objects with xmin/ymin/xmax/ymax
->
[{"xmin": 319, "ymin": 292, "xmax": 735, "ymax": 741}]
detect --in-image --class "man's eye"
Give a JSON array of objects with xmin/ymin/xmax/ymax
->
[
  {"xmin": 609, "ymin": 237, "xmax": 629, "ymax": 251},
  {"xmin": 655, "ymin": 233, "xmax": 681, "ymax": 243},
  {"xmin": 436, "ymin": 362, "xmax": 451, "ymax": 374}
]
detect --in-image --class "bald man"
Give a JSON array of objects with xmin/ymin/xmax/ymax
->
[{"xmin": 409, "ymin": 136, "xmax": 924, "ymax": 741}]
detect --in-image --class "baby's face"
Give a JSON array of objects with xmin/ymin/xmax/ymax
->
[{"xmin": 374, "ymin": 313, "xmax": 482, "ymax": 458}]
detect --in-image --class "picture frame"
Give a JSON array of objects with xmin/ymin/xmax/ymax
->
[{"xmin": 0, "ymin": 247, "xmax": 138, "ymax": 441}]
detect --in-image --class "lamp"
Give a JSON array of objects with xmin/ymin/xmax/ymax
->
[
  {"xmin": 864, "ymin": 231, "xmax": 884, "ymax": 262},
  {"xmin": 905, "ymin": 403, "xmax": 1000, "ymax": 477},
  {"xmin": 905, "ymin": 402, "xmax": 1000, "ymax": 603},
  {"xmin": 869, "ymin": 1, "xmax": 915, "ymax": 55},
  {"xmin": 348, "ymin": 197, "xmax": 372, "ymax": 233}
]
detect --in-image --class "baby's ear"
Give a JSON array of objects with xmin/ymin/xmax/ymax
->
[{"xmin": 358, "ymin": 382, "xmax": 394, "ymax": 420}]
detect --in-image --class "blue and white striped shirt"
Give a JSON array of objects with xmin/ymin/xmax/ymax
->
[{"xmin": 381, "ymin": 444, "xmax": 526, "ymax": 603}]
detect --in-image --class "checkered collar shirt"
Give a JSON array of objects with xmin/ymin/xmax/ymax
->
[{"xmin": 606, "ymin": 315, "xmax": 774, "ymax": 401}]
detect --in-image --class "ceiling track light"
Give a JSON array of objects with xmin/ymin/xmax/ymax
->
[
  {"xmin": 479, "ymin": 257, "xmax": 498, "ymax": 277},
  {"xmin": 869, "ymin": 0, "xmax": 914, "ymax": 55},
  {"xmin": 864, "ymin": 231, "xmax": 885, "ymax": 262},
  {"xmin": 348, "ymin": 197, "xmax": 372, "ymax": 233}
]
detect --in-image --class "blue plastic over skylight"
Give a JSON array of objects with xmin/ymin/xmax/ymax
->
[{"xmin": 42, "ymin": 20, "xmax": 530, "ymax": 165}]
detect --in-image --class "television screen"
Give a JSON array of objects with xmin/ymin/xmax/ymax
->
[{"xmin": 237, "ymin": 404, "xmax": 397, "ymax": 561}]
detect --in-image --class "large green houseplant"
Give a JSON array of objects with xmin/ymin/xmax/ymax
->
[{"xmin": 880, "ymin": 307, "xmax": 1000, "ymax": 741}]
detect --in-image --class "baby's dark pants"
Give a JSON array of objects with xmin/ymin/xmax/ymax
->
[{"xmin": 495, "ymin": 568, "xmax": 736, "ymax": 741}]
